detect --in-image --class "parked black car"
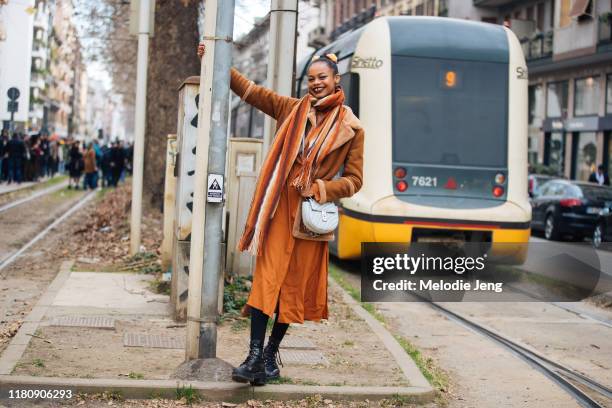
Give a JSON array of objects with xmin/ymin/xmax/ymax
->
[
  {"xmin": 528, "ymin": 174, "xmax": 555, "ymax": 198},
  {"xmin": 531, "ymin": 179, "xmax": 612, "ymax": 241}
]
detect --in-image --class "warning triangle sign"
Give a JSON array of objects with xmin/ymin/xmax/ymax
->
[{"xmin": 209, "ymin": 179, "xmax": 221, "ymax": 190}]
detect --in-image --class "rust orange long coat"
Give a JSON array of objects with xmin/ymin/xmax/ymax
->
[{"xmin": 230, "ymin": 68, "xmax": 364, "ymax": 324}]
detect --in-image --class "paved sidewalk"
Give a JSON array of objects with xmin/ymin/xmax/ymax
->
[{"xmin": 0, "ymin": 261, "xmax": 434, "ymax": 403}]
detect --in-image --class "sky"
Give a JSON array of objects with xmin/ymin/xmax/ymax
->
[
  {"xmin": 234, "ymin": 0, "xmax": 270, "ymax": 39},
  {"xmin": 81, "ymin": 0, "xmax": 271, "ymax": 95}
]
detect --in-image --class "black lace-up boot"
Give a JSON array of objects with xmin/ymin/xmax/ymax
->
[
  {"xmin": 263, "ymin": 337, "xmax": 283, "ymax": 380},
  {"xmin": 231, "ymin": 339, "xmax": 266, "ymax": 384},
  {"xmin": 249, "ymin": 336, "xmax": 283, "ymax": 386}
]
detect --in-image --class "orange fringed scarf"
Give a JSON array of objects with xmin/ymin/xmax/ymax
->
[{"xmin": 237, "ymin": 88, "xmax": 347, "ymax": 255}]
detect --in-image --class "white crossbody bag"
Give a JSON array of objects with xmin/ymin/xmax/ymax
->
[{"xmin": 301, "ymin": 198, "xmax": 338, "ymax": 234}]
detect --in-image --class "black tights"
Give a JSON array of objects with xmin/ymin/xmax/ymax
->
[{"xmin": 250, "ymin": 307, "xmax": 289, "ymax": 344}]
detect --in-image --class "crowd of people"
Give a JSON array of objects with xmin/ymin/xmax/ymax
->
[{"xmin": 0, "ymin": 129, "xmax": 133, "ymax": 190}]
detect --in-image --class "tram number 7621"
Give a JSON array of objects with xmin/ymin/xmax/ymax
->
[{"xmin": 411, "ymin": 176, "xmax": 438, "ymax": 187}]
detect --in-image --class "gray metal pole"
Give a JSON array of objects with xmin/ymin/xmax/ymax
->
[
  {"xmin": 262, "ymin": 0, "xmax": 298, "ymax": 154},
  {"xmin": 9, "ymin": 111, "xmax": 14, "ymax": 135},
  {"xmin": 197, "ymin": 0, "xmax": 235, "ymax": 359},
  {"xmin": 129, "ymin": 0, "xmax": 151, "ymax": 255}
]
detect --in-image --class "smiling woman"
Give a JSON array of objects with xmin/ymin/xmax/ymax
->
[{"xmin": 197, "ymin": 42, "xmax": 364, "ymax": 386}]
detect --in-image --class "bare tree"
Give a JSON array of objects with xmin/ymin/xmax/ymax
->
[
  {"xmin": 78, "ymin": 0, "xmax": 199, "ymax": 209},
  {"xmin": 144, "ymin": 0, "xmax": 200, "ymax": 209}
]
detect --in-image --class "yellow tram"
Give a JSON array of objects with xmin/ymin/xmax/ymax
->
[{"xmin": 296, "ymin": 17, "xmax": 531, "ymax": 263}]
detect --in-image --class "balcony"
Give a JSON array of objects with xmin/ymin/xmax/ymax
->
[
  {"xmin": 307, "ymin": 26, "xmax": 327, "ymax": 48},
  {"xmin": 31, "ymin": 46, "xmax": 47, "ymax": 61},
  {"xmin": 30, "ymin": 73, "xmax": 46, "ymax": 90},
  {"xmin": 33, "ymin": 12, "xmax": 48, "ymax": 31},
  {"xmin": 330, "ymin": 5, "xmax": 376, "ymax": 41},
  {"xmin": 598, "ymin": 14, "xmax": 612, "ymax": 44},
  {"xmin": 520, "ymin": 31, "xmax": 553, "ymax": 61}
]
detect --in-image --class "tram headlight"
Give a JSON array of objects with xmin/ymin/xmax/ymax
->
[
  {"xmin": 495, "ymin": 173, "xmax": 506, "ymax": 184},
  {"xmin": 492, "ymin": 186, "xmax": 504, "ymax": 197}
]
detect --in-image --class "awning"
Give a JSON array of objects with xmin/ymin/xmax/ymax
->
[{"xmin": 569, "ymin": 0, "xmax": 591, "ymax": 18}]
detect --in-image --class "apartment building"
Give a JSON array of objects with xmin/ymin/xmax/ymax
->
[
  {"xmin": 0, "ymin": 0, "xmax": 35, "ymax": 131},
  {"xmin": 28, "ymin": 0, "xmax": 55, "ymax": 132},
  {"xmin": 47, "ymin": 0, "xmax": 78, "ymax": 138},
  {"xmin": 231, "ymin": 15, "xmax": 270, "ymax": 139}
]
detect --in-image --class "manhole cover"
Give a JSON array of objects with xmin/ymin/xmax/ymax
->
[
  {"xmin": 50, "ymin": 316, "xmax": 115, "ymax": 329},
  {"xmin": 279, "ymin": 350, "xmax": 328, "ymax": 365},
  {"xmin": 123, "ymin": 333, "xmax": 185, "ymax": 349},
  {"xmin": 279, "ymin": 336, "xmax": 317, "ymax": 349}
]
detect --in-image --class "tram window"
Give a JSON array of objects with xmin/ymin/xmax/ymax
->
[
  {"xmin": 340, "ymin": 73, "xmax": 360, "ymax": 117},
  {"xmin": 391, "ymin": 56, "xmax": 507, "ymax": 168}
]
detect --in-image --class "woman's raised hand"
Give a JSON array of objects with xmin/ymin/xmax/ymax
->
[{"xmin": 197, "ymin": 41, "xmax": 205, "ymax": 60}]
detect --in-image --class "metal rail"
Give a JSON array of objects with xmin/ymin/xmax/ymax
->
[
  {"xmin": 0, "ymin": 181, "xmax": 69, "ymax": 214},
  {"xmin": 427, "ymin": 302, "xmax": 611, "ymax": 408},
  {"xmin": 0, "ymin": 191, "xmax": 96, "ymax": 277}
]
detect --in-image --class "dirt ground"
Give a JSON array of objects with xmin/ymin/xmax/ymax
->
[
  {"xmin": 0, "ymin": 188, "xmax": 87, "ymax": 354},
  {"xmin": 1, "ymin": 183, "xmax": 160, "ymax": 355},
  {"xmin": 0, "ymin": 394, "xmax": 429, "ymax": 408}
]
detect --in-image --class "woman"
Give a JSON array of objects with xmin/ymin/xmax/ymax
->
[
  {"xmin": 198, "ymin": 43, "xmax": 364, "ymax": 385},
  {"xmin": 68, "ymin": 142, "xmax": 83, "ymax": 189}
]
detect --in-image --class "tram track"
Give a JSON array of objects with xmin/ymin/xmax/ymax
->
[
  {"xmin": 0, "ymin": 190, "xmax": 96, "ymax": 277},
  {"xmin": 0, "ymin": 181, "xmax": 69, "ymax": 214},
  {"xmin": 426, "ymin": 301, "xmax": 611, "ymax": 408},
  {"xmin": 331, "ymin": 259, "xmax": 611, "ymax": 407}
]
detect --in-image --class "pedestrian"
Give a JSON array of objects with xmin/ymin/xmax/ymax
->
[
  {"xmin": 588, "ymin": 164, "xmax": 610, "ymax": 186},
  {"xmin": 31, "ymin": 138, "xmax": 43, "ymax": 181},
  {"xmin": 125, "ymin": 142, "xmax": 134, "ymax": 176},
  {"xmin": 7, "ymin": 132, "xmax": 26, "ymax": 184},
  {"xmin": 109, "ymin": 140, "xmax": 125, "ymax": 187},
  {"xmin": 0, "ymin": 129, "xmax": 8, "ymax": 182},
  {"xmin": 119, "ymin": 140, "xmax": 127, "ymax": 183},
  {"xmin": 83, "ymin": 142, "xmax": 98, "ymax": 190},
  {"xmin": 40, "ymin": 133, "xmax": 50, "ymax": 178},
  {"xmin": 58, "ymin": 139, "xmax": 67, "ymax": 174},
  {"xmin": 101, "ymin": 143, "xmax": 111, "ymax": 187},
  {"xmin": 68, "ymin": 141, "xmax": 83, "ymax": 189},
  {"xmin": 198, "ymin": 44, "xmax": 364, "ymax": 384}
]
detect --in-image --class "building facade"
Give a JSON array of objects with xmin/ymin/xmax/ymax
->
[
  {"xmin": 231, "ymin": 15, "xmax": 270, "ymax": 139},
  {"xmin": 28, "ymin": 0, "xmax": 54, "ymax": 132},
  {"xmin": 47, "ymin": 0, "xmax": 78, "ymax": 139},
  {"xmin": 0, "ymin": 0, "xmax": 35, "ymax": 131}
]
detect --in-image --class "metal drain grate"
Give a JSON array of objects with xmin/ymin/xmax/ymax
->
[
  {"xmin": 279, "ymin": 336, "xmax": 317, "ymax": 349},
  {"xmin": 279, "ymin": 350, "xmax": 329, "ymax": 365},
  {"xmin": 123, "ymin": 333, "xmax": 185, "ymax": 349},
  {"xmin": 50, "ymin": 316, "xmax": 115, "ymax": 330}
]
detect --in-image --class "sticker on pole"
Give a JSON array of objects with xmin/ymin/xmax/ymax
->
[{"xmin": 207, "ymin": 174, "xmax": 224, "ymax": 203}]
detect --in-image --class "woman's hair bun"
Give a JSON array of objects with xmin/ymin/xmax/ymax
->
[
  {"xmin": 325, "ymin": 53, "xmax": 338, "ymax": 63},
  {"xmin": 311, "ymin": 53, "xmax": 338, "ymax": 64}
]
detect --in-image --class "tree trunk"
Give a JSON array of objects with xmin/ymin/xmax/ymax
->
[{"xmin": 144, "ymin": 0, "xmax": 200, "ymax": 209}]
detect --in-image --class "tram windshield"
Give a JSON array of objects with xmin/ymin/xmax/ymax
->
[{"xmin": 392, "ymin": 56, "xmax": 508, "ymax": 168}]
